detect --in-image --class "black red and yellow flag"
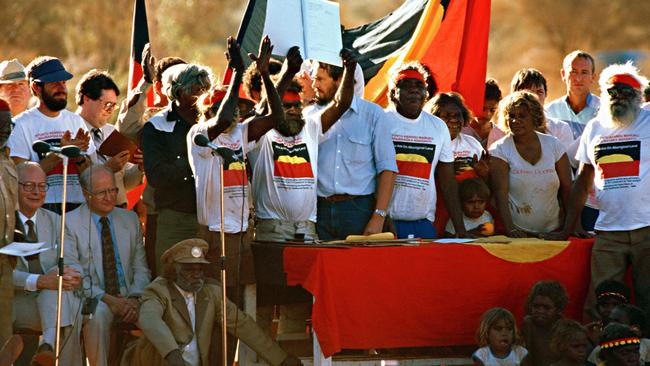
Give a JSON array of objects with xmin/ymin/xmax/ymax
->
[{"xmin": 128, "ymin": 0, "xmax": 153, "ymax": 106}]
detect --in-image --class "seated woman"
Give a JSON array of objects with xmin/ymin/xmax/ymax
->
[
  {"xmin": 426, "ymin": 92, "xmax": 487, "ymax": 180},
  {"xmin": 488, "ymin": 91, "xmax": 572, "ymax": 237}
]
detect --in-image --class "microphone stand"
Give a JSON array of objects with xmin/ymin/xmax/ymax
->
[
  {"xmin": 54, "ymin": 154, "xmax": 69, "ymax": 366},
  {"xmin": 218, "ymin": 158, "xmax": 228, "ymax": 366}
]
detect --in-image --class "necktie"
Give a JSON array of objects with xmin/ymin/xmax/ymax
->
[
  {"xmin": 92, "ymin": 128, "xmax": 107, "ymax": 163},
  {"xmin": 24, "ymin": 219, "xmax": 42, "ymax": 274},
  {"xmin": 100, "ymin": 217, "xmax": 120, "ymax": 296}
]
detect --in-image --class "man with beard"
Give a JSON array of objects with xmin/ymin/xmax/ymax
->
[
  {"xmin": 8, "ymin": 56, "xmax": 95, "ymax": 214},
  {"xmin": 385, "ymin": 62, "xmax": 467, "ymax": 239},
  {"xmin": 310, "ymin": 54, "xmax": 397, "ymax": 240},
  {"xmin": 0, "ymin": 59, "xmax": 32, "ymax": 117},
  {"xmin": 0, "ymin": 99, "xmax": 18, "ymax": 352},
  {"xmin": 551, "ymin": 62, "xmax": 650, "ymax": 318},
  {"xmin": 122, "ymin": 238, "xmax": 302, "ymax": 366}
]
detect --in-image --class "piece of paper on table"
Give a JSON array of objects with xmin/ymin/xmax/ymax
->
[
  {"xmin": 0, "ymin": 242, "xmax": 49, "ymax": 257},
  {"xmin": 434, "ymin": 238, "xmax": 477, "ymax": 244}
]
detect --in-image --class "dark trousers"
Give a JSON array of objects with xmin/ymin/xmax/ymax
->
[{"xmin": 316, "ymin": 194, "xmax": 373, "ymax": 241}]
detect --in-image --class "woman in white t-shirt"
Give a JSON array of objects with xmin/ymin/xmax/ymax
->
[
  {"xmin": 426, "ymin": 92, "xmax": 488, "ymax": 180},
  {"xmin": 488, "ymin": 91, "xmax": 572, "ymax": 237}
]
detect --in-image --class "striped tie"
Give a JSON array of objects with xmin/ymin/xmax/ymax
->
[{"xmin": 100, "ymin": 217, "xmax": 120, "ymax": 296}]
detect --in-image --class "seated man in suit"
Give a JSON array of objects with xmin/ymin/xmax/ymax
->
[
  {"xmin": 65, "ymin": 164, "xmax": 151, "ymax": 366},
  {"xmin": 122, "ymin": 238, "xmax": 301, "ymax": 366},
  {"xmin": 12, "ymin": 162, "xmax": 82, "ymax": 365}
]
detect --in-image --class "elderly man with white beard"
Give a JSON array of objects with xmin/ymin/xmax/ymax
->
[{"xmin": 550, "ymin": 62, "xmax": 650, "ymax": 318}]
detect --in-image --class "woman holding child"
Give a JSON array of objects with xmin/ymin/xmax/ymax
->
[{"xmin": 488, "ymin": 91, "xmax": 572, "ymax": 237}]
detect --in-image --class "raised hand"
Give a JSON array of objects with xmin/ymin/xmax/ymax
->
[
  {"xmin": 142, "ymin": 43, "xmax": 156, "ymax": 84},
  {"xmin": 248, "ymin": 35, "xmax": 274, "ymax": 76},
  {"xmin": 61, "ymin": 128, "xmax": 90, "ymax": 151},
  {"xmin": 225, "ymin": 36, "xmax": 245, "ymax": 73},
  {"xmin": 340, "ymin": 48, "xmax": 358, "ymax": 70},
  {"xmin": 471, "ymin": 152, "xmax": 489, "ymax": 179},
  {"xmin": 284, "ymin": 46, "xmax": 303, "ymax": 75}
]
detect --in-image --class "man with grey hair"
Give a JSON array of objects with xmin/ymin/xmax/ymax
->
[
  {"xmin": 551, "ymin": 62, "xmax": 650, "ymax": 318},
  {"xmin": 0, "ymin": 59, "xmax": 31, "ymax": 116},
  {"xmin": 141, "ymin": 63, "xmax": 212, "ymax": 273},
  {"xmin": 65, "ymin": 164, "xmax": 150, "ymax": 366}
]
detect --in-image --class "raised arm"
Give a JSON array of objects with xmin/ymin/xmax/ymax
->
[
  {"xmin": 207, "ymin": 36, "xmax": 246, "ymax": 141},
  {"xmin": 116, "ymin": 43, "xmax": 155, "ymax": 141},
  {"xmin": 256, "ymin": 46, "xmax": 304, "ymax": 116},
  {"xmin": 246, "ymin": 36, "xmax": 285, "ymax": 142},
  {"xmin": 320, "ymin": 49, "xmax": 357, "ymax": 133}
]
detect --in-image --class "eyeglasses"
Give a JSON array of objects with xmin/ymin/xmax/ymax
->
[
  {"xmin": 19, "ymin": 181, "xmax": 49, "ymax": 192},
  {"xmin": 100, "ymin": 100, "xmax": 118, "ymax": 113},
  {"xmin": 88, "ymin": 187, "xmax": 119, "ymax": 199},
  {"xmin": 607, "ymin": 87, "xmax": 637, "ymax": 99}
]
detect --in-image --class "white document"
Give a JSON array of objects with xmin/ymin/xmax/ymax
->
[
  {"xmin": 0, "ymin": 242, "xmax": 50, "ymax": 257},
  {"xmin": 433, "ymin": 238, "xmax": 477, "ymax": 244},
  {"xmin": 263, "ymin": 0, "xmax": 343, "ymax": 66}
]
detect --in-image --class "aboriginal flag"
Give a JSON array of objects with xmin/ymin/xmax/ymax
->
[
  {"xmin": 272, "ymin": 142, "xmax": 314, "ymax": 178},
  {"xmin": 394, "ymin": 141, "xmax": 436, "ymax": 179},
  {"xmin": 595, "ymin": 141, "xmax": 641, "ymax": 179},
  {"xmin": 128, "ymin": 0, "xmax": 153, "ymax": 105},
  {"xmin": 223, "ymin": 147, "xmax": 248, "ymax": 187},
  {"xmin": 234, "ymin": 0, "xmax": 490, "ymax": 116}
]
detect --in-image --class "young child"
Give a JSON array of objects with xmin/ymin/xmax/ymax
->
[
  {"xmin": 549, "ymin": 319, "xmax": 589, "ymax": 366},
  {"xmin": 445, "ymin": 178, "xmax": 494, "ymax": 236},
  {"xmin": 586, "ymin": 280, "xmax": 631, "ymax": 347},
  {"xmin": 473, "ymin": 307, "xmax": 529, "ymax": 366},
  {"xmin": 597, "ymin": 323, "xmax": 641, "ymax": 366},
  {"xmin": 522, "ymin": 280, "xmax": 569, "ymax": 366},
  {"xmin": 588, "ymin": 304, "xmax": 650, "ymax": 366}
]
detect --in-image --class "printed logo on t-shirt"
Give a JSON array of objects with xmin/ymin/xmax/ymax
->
[
  {"xmin": 222, "ymin": 146, "xmax": 247, "ymax": 187},
  {"xmin": 594, "ymin": 139, "xmax": 640, "ymax": 189},
  {"xmin": 272, "ymin": 141, "xmax": 313, "ymax": 178},
  {"xmin": 393, "ymin": 141, "xmax": 436, "ymax": 179}
]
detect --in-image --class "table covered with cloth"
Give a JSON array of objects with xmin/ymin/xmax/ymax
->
[{"xmin": 253, "ymin": 238, "xmax": 594, "ymax": 357}]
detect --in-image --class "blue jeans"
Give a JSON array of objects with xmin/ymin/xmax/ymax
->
[
  {"xmin": 393, "ymin": 218, "xmax": 437, "ymax": 239},
  {"xmin": 317, "ymin": 195, "xmax": 373, "ymax": 241}
]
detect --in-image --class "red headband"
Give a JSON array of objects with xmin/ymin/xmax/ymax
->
[
  {"xmin": 597, "ymin": 291, "xmax": 628, "ymax": 302},
  {"xmin": 283, "ymin": 91, "xmax": 301, "ymax": 103},
  {"xmin": 607, "ymin": 74, "xmax": 642, "ymax": 90},
  {"xmin": 600, "ymin": 337, "xmax": 640, "ymax": 349},
  {"xmin": 395, "ymin": 69, "xmax": 425, "ymax": 84},
  {"xmin": 201, "ymin": 89, "xmax": 227, "ymax": 107}
]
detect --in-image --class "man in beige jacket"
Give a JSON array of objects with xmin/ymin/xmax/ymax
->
[{"xmin": 123, "ymin": 238, "xmax": 301, "ymax": 366}]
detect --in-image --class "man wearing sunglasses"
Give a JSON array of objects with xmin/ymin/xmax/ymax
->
[
  {"xmin": 7, "ymin": 56, "xmax": 95, "ymax": 214},
  {"xmin": 76, "ymin": 70, "xmax": 143, "ymax": 208}
]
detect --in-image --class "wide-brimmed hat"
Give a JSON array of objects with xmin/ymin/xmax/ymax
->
[
  {"xmin": 0, "ymin": 59, "xmax": 27, "ymax": 84},
  {"xmin": 30, "ymin": 58, "xmax": 73, "ymax": 83}
]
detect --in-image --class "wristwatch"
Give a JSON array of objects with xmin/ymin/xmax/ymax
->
[{"xmin": 374, "ymin": 209, "xmax": 387, "ymax": 218}]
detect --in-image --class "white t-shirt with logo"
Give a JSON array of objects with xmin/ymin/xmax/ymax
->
[
  {"xmin": 489, "ymin": 132, "xmax": 565, "ymax": 233},
  {"xmin": 8, "ymin": 108, "xmax": 96, "ymax": 204},
  {"xmin": 188, "ymin": 123, "xmax": 249, "ymax": 233},
  {"xmin": 248, "ymin": 118, "xmax": 320, "ymax": 222},
  {"xmin": 385, "ymin": 108, "xmax": 453, "ymax": 221},
  {"xmin": 576, "ymin": 108, "xmax": 650, "ymax": 231},
  {"xmin": 445, "ymin": 211, "xmax": 493, "ymax": 235},
  {"xmin": 450, "ymin": 133, "xmax": 484, "ymax": 173}
]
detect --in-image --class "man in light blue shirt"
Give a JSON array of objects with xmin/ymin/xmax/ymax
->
[
  {"xmin": 545, "ymin": 50, "xmax": 601, "ymax": 230},
  {"xmin": 310, "ymin": 60, "xmax": 397, "ymax": 240}
]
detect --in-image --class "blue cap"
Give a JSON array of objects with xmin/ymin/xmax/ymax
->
[{"xmin": 30, "ymin": 58, "xmax": 73, "ymax": 83}]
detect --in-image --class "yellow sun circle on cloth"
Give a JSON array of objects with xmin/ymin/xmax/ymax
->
[{"xmin": 470, "ymin": 236, "xmax": 570, "ymax": 263}]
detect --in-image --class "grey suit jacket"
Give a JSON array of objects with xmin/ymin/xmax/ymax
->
[
  {"xmin": 64, "ymin": 204, "xmax": 150, "ymax": 299},
  {"xmin": 13, "ymin": 208, "xmax": 60, "ymax": 290}
]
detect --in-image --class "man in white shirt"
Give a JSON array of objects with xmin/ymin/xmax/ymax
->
[
  {"xmin": 553, "ymin": 62, "xmax": 650, "ymax": 318},
  {"xmin": 0, "ymin": 58, "xmax": 32, "ymax": 117},
  {"xmin": 8, "ymin": 56, "xmax": 95, "ymax": 214},
  {"xmin": 76, "ymin": 69, "xmax": 143, "ymax": 208},
  {"xmin": 12, "ymin": 162, "xmax": 82, "ymax": 365}
]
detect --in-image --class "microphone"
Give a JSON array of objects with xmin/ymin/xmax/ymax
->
[
  {"xmin": 193, "ymin": 134, "xmax": 241, "ymax": 162},
  {"xmin": 32, "ymin": 140, "xmax": 83, "ymax": 158}
]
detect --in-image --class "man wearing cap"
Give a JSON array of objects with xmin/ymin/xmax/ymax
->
[
  {"xmin": 0, "ymin": 59, "xmax": 32, "ymax": 117},
  {"xmin": 385, "ymin": 62, "xmax": 467, "ymax": 238},
  {"xmin": 122, "ymin": 238, "xmax": 302, "ymax": 366},
  {"xmin": 76, "ymin": 69, "xmax": 144, "ymax": 208},
  {"xmin": 64, "ymin": 165, "xmax": 150, "ymax": 366},
  {"xmin": 0, "ymin": 99, "xmax": 18, "ymax": 350},
  {"xmin": 553, "ymin": 62, "xmax": 650, "ymax": 317},
  {"xmin": 7, "ymin": 56, "xmax": 95, "ymax": 214}
]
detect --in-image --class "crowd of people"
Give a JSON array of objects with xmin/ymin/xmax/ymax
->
[{"xmin": 0, "ymin": 32, "xmax": 649, "ymax": 366}]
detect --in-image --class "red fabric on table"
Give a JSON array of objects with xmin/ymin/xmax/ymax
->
[{"xmin": 284, "ymin": 238, "xmax": 594, "ymax": 357}]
